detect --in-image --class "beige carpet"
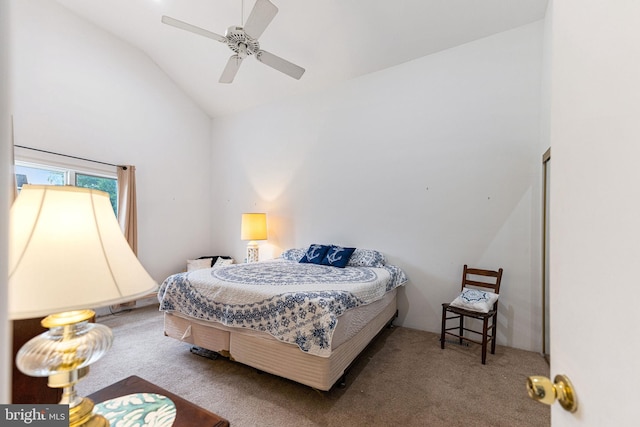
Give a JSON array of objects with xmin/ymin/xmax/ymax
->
[{"xmin": 77, "ymin": 304, "xmax": 550, "ymax": 427}]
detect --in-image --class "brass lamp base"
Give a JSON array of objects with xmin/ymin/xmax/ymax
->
[
  {"xmin": 16, "ymin": 309, "xmax": 114, "ymax": 427},
  {"xmin": 53, "ymin": 369, "xmax": 108, "ymax": 427},
  {"xmin": 69, "ymin": 397, "xmax": 109, "ymax": 427}
]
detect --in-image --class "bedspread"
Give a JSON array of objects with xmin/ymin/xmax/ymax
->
[{"xmin": 158, "ymin": 259, "xmax": 407, "ymax": 357}]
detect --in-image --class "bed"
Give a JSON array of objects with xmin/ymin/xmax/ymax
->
[{"xmin": 157, "ymin": 246, "xmax": 407, "ymax": 390}]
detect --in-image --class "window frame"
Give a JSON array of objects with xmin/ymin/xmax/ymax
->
[{"xmin": 14, "ymin": 147, "xmax": 119, "ymax": 215}]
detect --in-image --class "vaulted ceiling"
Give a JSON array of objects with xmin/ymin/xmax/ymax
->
[{"xmin": 54, "ymin": 0, "xmax": 548, "ymax": 118}]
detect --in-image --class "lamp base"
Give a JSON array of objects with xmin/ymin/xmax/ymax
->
[
  {"xmin": 16, "ymin": 310, "xmax": 113, "ymax": 427},
  {"xmin": 69, "ymin": 396, "xmax": 109, "ymax": 427},
  {"xmin": 246, "ymin": 241, "xmax": 259, "ymax": 263},
  {"xmin": 55, "ymin": 369, "xmax": 108, "ymax": 427}
]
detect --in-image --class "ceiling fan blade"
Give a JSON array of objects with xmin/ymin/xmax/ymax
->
[
  {"xmin": 256, "ymin": 50, "xmax": 305, "ymax": 80},
  {"xmin": 219, "ymin": 55, "xmax": 243, "ymax": 84},
  {"xmin": 161, "ymin": 16, "xmax": 226, "ymax": 43},
  {"xmin": 243, "ymin": 0, "xmax": 278, "ymax": 39}
]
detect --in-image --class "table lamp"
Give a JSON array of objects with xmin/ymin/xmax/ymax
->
[
  {"xmin": 9, "ymin": 185, "xmax": 157, "ymax": 427},
  {"xmin": 240, "ymin": 213, "xmax": 267, "ymax": 263}
]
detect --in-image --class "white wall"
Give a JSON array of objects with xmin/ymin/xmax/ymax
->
[
  {"xmin": 211, "ymin": 22, "xmax": 545, "ymax": 351},
  {"xmin": 10, "ymin": 0, "xmax": 213, "ymax": 282},
  {"xmin": 548, "ymin": 0, "xmax": 640, "ymax": 424}
]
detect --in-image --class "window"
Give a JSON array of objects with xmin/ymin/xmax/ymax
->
[
  {"xmin": 15, "ymin": 164, "xmax": 66, "ymax": 188},
  {"xmin": 75, "ymin": 173, "xmax": 118, "ymax": 214},
  {"xmin": 15, "ymin": 161, "xmax": 118, "ymax": 216}
]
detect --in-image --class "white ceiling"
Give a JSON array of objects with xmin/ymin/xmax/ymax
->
[{"xmin": 54, "ymin": 0, "xmax": 548, "ymax": 118}]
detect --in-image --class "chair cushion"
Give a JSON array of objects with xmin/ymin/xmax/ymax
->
[{"xmin": 449, "ymin": 287, "xmax": 499, "ymax": 313}]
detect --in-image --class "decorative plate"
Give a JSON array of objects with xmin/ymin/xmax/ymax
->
[{"xmin": 94, "ymin": 392, "xmax": 176, "ymax": 427}]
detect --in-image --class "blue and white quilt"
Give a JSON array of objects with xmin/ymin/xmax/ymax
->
[{"xmin": 158, "ymin": 259, "xmax": 407, "ymax": 357}]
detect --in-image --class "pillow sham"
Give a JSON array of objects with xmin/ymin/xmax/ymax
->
[
  {"xmin": 213, "ymin": 257, "xmax": 234, "ymax": 268},
  {"xmin": 187, "ymin": 258, "xmax": 213, "ymax": 272},
  {"xmin": 197, "ymin": 255, "xmax": 232, "ymax": 267},
  {"xmin": 281, "ymin": 248, "xmax": 306, "ymax": 262},
  {"xmin": 347, "ymin": 248, "xmax": 386, "ymax": 267},
  {"xmin": 449, "ymin": 287, "xmax": 499, "ymax": 313},
  {"xmin": 299, "ymin": 244, "xmax": 330, "ymax": 264},
  {"xmin": 321, "ymin": 245, "xmax": 356, "ymax": 268}
]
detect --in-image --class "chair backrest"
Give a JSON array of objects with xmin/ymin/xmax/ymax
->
[{"xmin": 460, "ymin": 264, "xmax": 503, "ymax": 295}]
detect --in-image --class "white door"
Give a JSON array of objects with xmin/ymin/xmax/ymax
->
[{"xmin": 547, "ymin": 1, "xmax": 640, "ymax": 425}]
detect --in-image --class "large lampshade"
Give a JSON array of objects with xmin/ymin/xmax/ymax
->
[{"xmin": 9, "ymin": 185, "xmax": 157, "ymax": 319}]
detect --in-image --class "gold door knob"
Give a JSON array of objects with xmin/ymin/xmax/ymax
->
[{"xmin": 526, "ymin": 374, "xmax": 578, "ymax": 413}]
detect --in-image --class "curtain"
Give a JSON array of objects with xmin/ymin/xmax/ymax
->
[
  {"xmin": 114, "ymin": 165, "xmax": 139, "ymax": 309},
  {"xmin": 117, "ymin": 165, "xmax": 137, "ymax": 254}
]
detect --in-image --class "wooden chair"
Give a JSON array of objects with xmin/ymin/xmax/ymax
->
[{"xmin": 440, "ymin": 265, "xmax": 503, "ymax": 364}]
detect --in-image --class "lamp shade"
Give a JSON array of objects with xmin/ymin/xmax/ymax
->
[
  {"xmin": 9, "ymin": 185, "xmax": 157, "ymax": 320},
  {"xmin": 240, "ymin": 213, "xmax": 267, "ymax": 241}
]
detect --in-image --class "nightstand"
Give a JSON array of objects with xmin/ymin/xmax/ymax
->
[{"xmin": 87, "ymin": 375, "xmax": 229, "ymax": 427}]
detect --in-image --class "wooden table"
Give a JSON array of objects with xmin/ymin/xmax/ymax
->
[{"xmin": 87, "ymin": 375, "xmax": 229, "ymax": 427}]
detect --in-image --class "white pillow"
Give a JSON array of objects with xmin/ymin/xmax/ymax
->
[
  {"xmin": 187, "ymin": 258, "xmax": 213, "ymax": 272},
  {"xmin": 449, "ymin": 287, "xmax": 499, "ymax": 313},
  {"xmin": 213, "ymin": 257, "xmax": 234, "ymax": 268}
]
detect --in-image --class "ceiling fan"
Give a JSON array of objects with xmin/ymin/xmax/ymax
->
[{"xmin": 161, "ymin": 0, "xmax": 305, "ymax": 84}]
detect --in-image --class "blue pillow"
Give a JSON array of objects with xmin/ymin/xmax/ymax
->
[
  {"xmin": 299, "ymin": 244, "xmax": 330, "ymax": 264},
  {"xmin": 321, "ymin": 245, "xmax": 356, "ymax": 268}
]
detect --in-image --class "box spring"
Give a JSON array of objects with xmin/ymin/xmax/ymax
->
[{"xmin": 163, "ymin": 289, "xmax": 398, "ymax": 390}]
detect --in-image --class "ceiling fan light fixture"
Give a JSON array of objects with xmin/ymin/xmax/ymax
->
[{"xmin": 225, "ymin": 26, "xmax": 259, "ymax": 56}]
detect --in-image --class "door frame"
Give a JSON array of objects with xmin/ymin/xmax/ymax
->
[{"xmin": 541, "ymin": 147, "xmax": 550, "ymax": 363}]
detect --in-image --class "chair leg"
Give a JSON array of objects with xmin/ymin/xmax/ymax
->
[
  {"xmin": 440, "ymin": 306, "xmax": 447, "ymax": 349},
  {"xmin": 490, "ymin": 313, "xmax": 498, "ymax": 354},
  {"xmin": 458, "ymin": 314, "xmax": 464, "ymax": 345},
  {"xmin": 481, "ymin": 317, "xmax": 489, "ymax": 364}
]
